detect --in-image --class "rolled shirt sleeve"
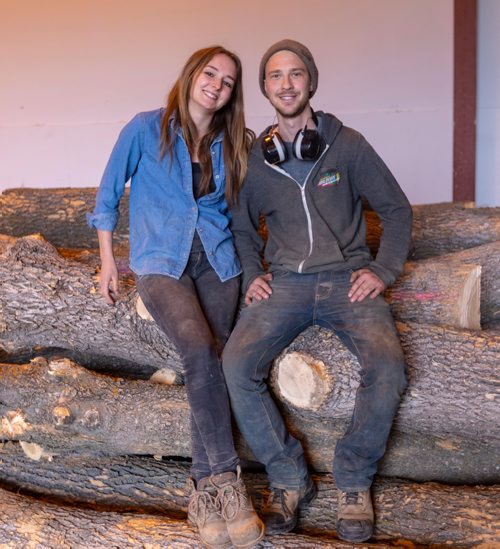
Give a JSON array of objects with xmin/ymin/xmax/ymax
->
[{"xmin": 87, "ymin": 114, "xmax": 144, "ymax": 231}]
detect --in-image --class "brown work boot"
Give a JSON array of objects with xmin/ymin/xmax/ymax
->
[
  {"xmin": 212, "ymin": 466, "xmax": 265, "ymax": 548},
  {"xmin": 262, "ymin": 475, "xmax": 316, "ymax": 534},
  {"xmin": 336, "ymin": 489, "xmax": 374, "ymax": 543},
  {"xmin": 187, "ymin": 477, "xmax": 231, "ymax": 549}
]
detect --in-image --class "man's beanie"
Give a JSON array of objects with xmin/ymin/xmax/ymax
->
[{"xmin": 259, "ymin": 39, "xmax": 319, "ymax": 98}]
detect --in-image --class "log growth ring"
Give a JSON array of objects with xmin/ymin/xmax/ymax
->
[{"xmin": 275, "ymin": 351, "xmax": 331, "ymax": 410}]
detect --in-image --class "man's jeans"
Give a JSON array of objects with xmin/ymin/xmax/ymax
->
[
  {"xmin": 136, "ymin": 252, "xmax": 240, "ymax": 481},
  {"xmin": 222, "ymin": 269, "xmax": 407, "ymax": 491}
]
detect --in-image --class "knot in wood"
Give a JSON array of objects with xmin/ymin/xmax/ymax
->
[
  {"xmin": 52, "ymin": 406, "xmax": 73, "ymax": 426},
  {"xmin": 1, "ymin": 410, "xmax": 28, "ymax": 437},
  {"xmin": 81, "ymin": 409, "xmax": 101, "ymax": 429},
  {"xmin": 48, "ymin": 358, "xmax": 79, "ymax": 378}
]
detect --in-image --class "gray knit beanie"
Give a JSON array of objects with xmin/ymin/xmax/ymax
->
[{"xmin": 259, "ymin": 39, "xmax": 318, "ymax": 98}]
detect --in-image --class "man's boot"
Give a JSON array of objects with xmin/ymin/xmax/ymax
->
[
  {"xmin": 262, "ymin": 475, "xmax": 316, "ymax": 534},
  {"xmin": 212, "ymin": 466, "xmax": 265, "ymax": 548},
  {"xmin": 187, "ymin": 477, "xmax": 231, "ymax": 549},
  {"xmin": 336, "ymin": 489, "xmax": 374, "ymax": 542}
]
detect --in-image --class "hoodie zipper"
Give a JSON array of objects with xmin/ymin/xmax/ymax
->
[{"xmin": 265, "ymin": 143, "xmax": 330, "ymax": 273}]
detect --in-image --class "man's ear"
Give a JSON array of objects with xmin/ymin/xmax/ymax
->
[{"xmin": 263, "ymin": 79, "xmax": 269, "ymax": 98}]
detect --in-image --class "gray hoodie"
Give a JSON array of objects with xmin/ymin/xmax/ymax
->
[{"xmin": 232, "ymin": 111, "xmax": 412, "ymax": 292}]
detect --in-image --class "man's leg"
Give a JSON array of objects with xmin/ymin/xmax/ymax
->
[
  {"xmin": 317, "ymin": 270, "xmax": 407, "ymax": 541},
  {"xmin": 222, "ymin": 271, "xmax": 317, "ymax": 533}
]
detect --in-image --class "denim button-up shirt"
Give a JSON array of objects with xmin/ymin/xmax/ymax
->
[{"xmin": 87, "ymin": 108, "xmax": 241, "ymax": 282}]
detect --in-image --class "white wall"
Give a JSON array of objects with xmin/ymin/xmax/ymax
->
[
  {"xmin": 476, "ymin": 0, "xmax": 500, "ymax": 206},
  {"xmin": 0, "ymin": 0, "xmax": 454, "ymax": 204}
]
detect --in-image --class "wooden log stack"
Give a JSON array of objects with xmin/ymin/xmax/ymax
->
[{"xmin": 0, "ymin": 187, "xmax": 499, "ymax": 548}]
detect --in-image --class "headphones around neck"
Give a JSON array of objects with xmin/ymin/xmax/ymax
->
[{"xmin": 261, "ymin": 118, "xmax": 322, "ymax": 165}]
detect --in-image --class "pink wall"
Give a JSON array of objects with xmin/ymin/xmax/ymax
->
[{"xmin": 0, "ymin": 0, "xmax": 453, "ymax": 204}]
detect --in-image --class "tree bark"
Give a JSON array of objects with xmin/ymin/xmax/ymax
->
[
  {"xmin": 0, "ymin": 357, "xmax": 191, "ymax": 457},
  {"xmin": 0, "ymin": 187, "xmax": 129, "ymax": 249},
  {"xmin": 1, "ymin": 188, "xmax": 499, "ymax": 258},
  {"xmin": 0, "ymin": 444, "xmax": 497, "ymax": 548},
  {"xmin": 0, "ymin": 234, "xmax": 180, "ymax": 377},
  {"xmin": 432, "ymin": 241, "xmax": 500, "ymax": 325},
  {"xmin": 0, "ymin": 486, "xmax": 385, "ymax": 549},
  {"xmin": 1, "ymin": 357, "xmax": 498, "ymax": 484},
  {"xmin": 272, "ymin": 322, "xmax": 500, "ymax": 445},
  {"xmin": 67, "ymin": 239, "xmax": 498, "ymax": 328},
  {"xmin": 364, "ymin": 201, "xmax": 500, "ymax": 259},
  {"xmin": 386, "ymin": 255, "xmax": 481, "ymax": 329},
  {"xmin": 0, "ymin": 235, "xmax": 492, "ymax": 375}
]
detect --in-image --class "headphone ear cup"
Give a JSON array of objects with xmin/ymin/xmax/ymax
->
[
  {"xmin": 293, "ymin": 128, "xmax": 321, "ymax": 160},
  {"xmin": 262, "ymin": 131, "xmax": 287, "ymax": 164}
]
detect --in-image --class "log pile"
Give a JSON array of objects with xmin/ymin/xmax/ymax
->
[
  {"xmin": 0, "ymin": 187, "xmax": 499, "ymax": 548},
  {"xmin": 0, "ymin": 443, "xmax": 498, "ymax": 548}
]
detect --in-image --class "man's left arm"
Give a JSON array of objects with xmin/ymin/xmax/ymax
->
[{"xmin": 351, "ymin": 137, "xmax": 413, "ymax": 298}]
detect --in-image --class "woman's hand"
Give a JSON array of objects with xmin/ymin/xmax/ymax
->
[{"xmin": 99, "ymin": 257, "xmax": 119, "ymax": 305}]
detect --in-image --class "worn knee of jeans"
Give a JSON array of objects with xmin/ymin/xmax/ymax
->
[
  {"xmin": 183, "ymin": 344, "xmax": 226, "ymax": 392},
  {"xmin": 222, "ymin": 346, "xmax": 265, "ymax": 395},
  {"xmin": 358, "ymin": 330, "xmax": 407, "ymax": 392}
]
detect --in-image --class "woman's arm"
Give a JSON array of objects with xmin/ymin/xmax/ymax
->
[{"xmin": 97, "ymin": 229, "xmax": 119, "ymax": 305}]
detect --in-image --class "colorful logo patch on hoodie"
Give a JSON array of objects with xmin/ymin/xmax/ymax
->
[{"xmin": 318, "ymin": 170, "xmax": 341, "ymax": 187}]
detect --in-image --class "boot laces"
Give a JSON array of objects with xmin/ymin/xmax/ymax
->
[
  {"xmin": 265, "ymin": 487, "xmax": 293, "ymax": 517},
  {"xmin": 217, "ymin": 481, "xmax": 249, "ymax": 521},
  {"xmin": 343, "ymin": 491, "xmax": 361, "ymax": 505},
  {"xmin": 188, "ymin": 489, "xmax": 219, "ymax": 527}
]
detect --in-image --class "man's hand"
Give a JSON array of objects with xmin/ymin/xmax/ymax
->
[
  {"xmin": 245, "ymin": 273, "xmax": 273, "ymax": 305},
  {"xmin": 348, "ymin": 269, "xmax": 385, "ymax": 302},
  {"xmin": 99, "ymin": 257, "xmax": 119, "ymax": 305}
]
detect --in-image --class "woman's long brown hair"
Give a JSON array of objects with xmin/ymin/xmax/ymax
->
[{"xmin": 160, "ymin": 46, "xmax": 254, "ymax": 207}]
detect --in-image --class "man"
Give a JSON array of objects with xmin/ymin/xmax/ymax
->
[{"xmin": 222, "ymin": 39, "xmax": 412, "ymax": 543}]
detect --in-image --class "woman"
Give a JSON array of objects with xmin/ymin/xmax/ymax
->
[{"xmin": 87, "ymin": 46, "xmax": 263, "ymax": 549}]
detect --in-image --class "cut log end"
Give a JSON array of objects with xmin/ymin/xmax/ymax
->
[
  {"xmin": 275, "ymin": 352, "xmax": 330, "ymax": 410},
  {"xmin": 149, "ymin": 368, "xmax": 177, "ymax": 386},
  {"xmin": 458, "ymin": 265, "xmax": 481, "ymax": 329},
  {"xmin": 136, "ymin": 295, "xmax": 154, "ymax": 322}
]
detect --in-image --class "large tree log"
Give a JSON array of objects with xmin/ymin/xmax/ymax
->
[
  {"xmin": 0, "ymin": 235, "xmax": 492, "ymax": 375},
  {"xmin": 62, "ymin": 239, "xmax": 500, "ymax": 328},
  {"xmin": 0, "ymin": 357, "xmax": 498, "ymax": 484},
  {"xmin": 0, "ymin": 232, "xmax": 496, "ymax": 443},
  {"xmin": 1, "ymin": 187, "xmax": 499, "ymax": 258},
  {"xmin": 271, "ymin": 322, "xmax": 500, "ymax": 445},
  {"xmin": 64, "ymin": 240, "xmax": 491, "ymax": 330},
  {"xmin": 0, "ymin": 486, "xmax": 388, "ymax": 549},
  {"xmin": 0, "ymin": 357, "xmax": 191, "ymax": 458},
  {"xmin": 386, "ymin": 255, "xmax": 481, "ymax": 329},
  {"xmin": 1, "ymin": 444, "xmax": 497, "ymax": 547},
  {"xmin": 0, "ymin": 187, "xmax": 129, "ymax": 249},
  {"xmin": 364, "ymin": 201, "xmax": 500, "ymax": 259},
  {"xmin": 0, "ymin": 234, "xmax": 180, "ymax": 377},
  {"xmin": 433, "ymin": 241, "xmax": 500, "ymax": 325}
]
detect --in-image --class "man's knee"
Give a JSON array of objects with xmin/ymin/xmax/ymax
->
[
  {"xmin": 377, "ymin": 349, "xmax": 407, "ymax": 395},
  {"xmin": 222, "ymin": 334, "xmax": 248, "ymax": 389},
  {"xmin": 222, "ymin": 332, "xmax": 269, "ymax": 391}
]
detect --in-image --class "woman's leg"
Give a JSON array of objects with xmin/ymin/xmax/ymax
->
[{"xmin": 136, "ymin": 256, "xmax": 239, "ymax": 481}]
